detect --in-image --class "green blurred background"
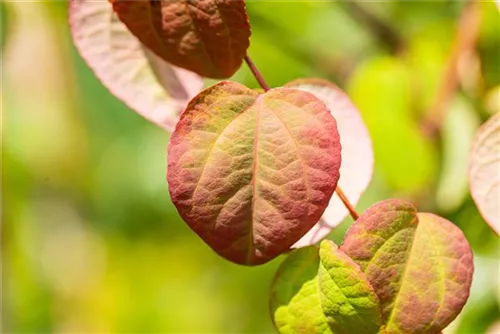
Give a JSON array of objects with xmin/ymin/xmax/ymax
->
[{"xmin": 2, "ymin": 1, "xmax": 499, "ymax": 333}]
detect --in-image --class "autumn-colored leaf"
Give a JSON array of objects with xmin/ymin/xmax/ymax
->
[
  {"xmin": 341, "ymin": 200, "xmax": 474, "ymax": 334},
  {"xmin": 167, "ymin": 81, "xmax": 341, "ymax": 265},
  {"xmin": 270, "ymin": 240, "xmax": 381, "ymax": 334},
  {"xmin": 110, "ymin": 0, "xmax": 251, "ymax": 79},
  {"xmin": 69, "ymin": 0, "xmax": 203, "ymax": 131},
  {"xmin": 469, "ymin": 113, "xmax": 500, "ymax": 235},
  {"xmin": 285, "ymin": 78, "xmax": 373, "ymax": 247}
]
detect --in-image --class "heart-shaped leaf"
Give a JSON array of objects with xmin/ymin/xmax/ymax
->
[
  {"xmin": 469, "ymin": 113, "xmax": 500, "ymax": 235},
  {"xmin": 167, "ymin": 81, "xmax": 341, "ymax": 265},
  {"xmin": 285, "ymin": 78, "xmax": 374, "ymax": 247},
  {"xmin": 341, "ymin": 200, "xmax": 474, "ymax": 334},
  {"xmin": 69, "ymin": 0, "xmax": 203, "ymax": 131},
  {"xmin": 110, "ymin": 0, "xmax": 251, "ymax": 79},
  {"xmin": 270, "ymin": 240, "xmax": 381, "ymax": 334}
]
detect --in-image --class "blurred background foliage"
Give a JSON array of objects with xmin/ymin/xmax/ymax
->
[{"xmin": 1, "ymin": 1, "xmax": 499, "ymax": 333}]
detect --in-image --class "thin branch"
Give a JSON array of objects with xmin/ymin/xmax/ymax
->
[
  {"xmin": 337, "ymin": 1, "xmax": 403, "ymax": 54},
  {"xmin": 335, "ymin": 187, "xmax": 359, "ymax": 221},
  {"xmin": 244, "ymin": 55, "xmax": 270, "ymax": 92},
  {"xmin": 423, "ymin": 0, "xmax": 482, "ymax": 136}
]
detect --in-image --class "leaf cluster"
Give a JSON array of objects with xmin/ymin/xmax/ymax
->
[{"xmin": 68, "ymin": 1, "xmax": 492, "ymax": 333}]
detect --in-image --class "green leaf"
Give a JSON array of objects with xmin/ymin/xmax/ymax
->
[
  {"xmin": 167, "ymin": 81, "xmax": 341, "ymax": 265},
  {"xmin": 341, "ymin": 200, "xmax": 474, "ymax": 334},
  {"xmin": 270, "ymin": 240, "xmax": 381, "ymax": 334},
  {"xmin": 110, "ymin": 0, "xmax": 251, "ymax": 78},
  {"xmin": 347, "ymin": 56, "xmax": 437, "ymax": 193},
  {"xmin": 469, "ymin": 113, "xmax": 500, "ymax": 236}
]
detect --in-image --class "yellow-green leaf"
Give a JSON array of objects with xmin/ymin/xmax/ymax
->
[{"xmin": 270, "ymin": 240, "xmax": 381, "ymax": 334}]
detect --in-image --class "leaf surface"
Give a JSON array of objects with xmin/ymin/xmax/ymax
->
[
  {"xmin": 69, "ymin": 0, "xmax": 203, "ymax": 131},
  {"xmin": 341, "ymin": 200, "xmax": 474, "ymax": 334},
  {"xmin": 110, "ymin": 0, "xmax": 251, "ymax": 78},
  {"xmin": 469, "ymin": 113, "xmax": 500, "ymax": 235},
  {"xmin": 270, "ymin": 240, "xmax": 381, "ymax": 334},
  {"xmin": 167, "ymin": 81, "xmax": 341, "ymax": 265},
  {"xmin": 286, "ymin": 78, "xmax": 373, "ymax": 247}
]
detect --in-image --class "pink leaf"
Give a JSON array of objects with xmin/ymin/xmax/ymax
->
[
  {"xmin": 69, "ymin": 0, "xmax": 203, "ymax": 131},
  {"xmin": 286, "ymin": 79, "xmax": 374, "ymax": 247},
  {"xmin": 167, "ymin": 81, "xmax": 342, "ymax": 265},
  {"xmin": 469, "ymin": 113, "xmax": 500, "ymax": 235}
]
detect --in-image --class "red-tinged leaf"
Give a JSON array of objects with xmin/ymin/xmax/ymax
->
[
  {"xmin": 110, "ymin": 0, "xmax": 251, "ymax": 79},
  {"xmin": 285, "ymin": 78, "xmax": 374, "ymax": 248},
  {"xmin": 167, "ymin": 81, "xmax": 341, "ymax": 265},
  {"xmin": 341, "ymin": 200, "xmax": 474, "ymax": 334},
  {"xmin": 469, "ymin": 113, "xmax": 500, "ymax": 235},
  {"xmin": 69, "ymin": 0, "xmax": 203, "ymax": 131},
  {"xmin": 270, "ymin": 240, "xmax": 381, "ymax": 334}
]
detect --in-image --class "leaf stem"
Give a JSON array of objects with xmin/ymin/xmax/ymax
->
[
  {"xmin": 335, "ymin": 187, "xmax": 359, "ymax": 221},
  {"xmin": 244, "ymin": 55, "xmax": 270, "ymax": 92}
]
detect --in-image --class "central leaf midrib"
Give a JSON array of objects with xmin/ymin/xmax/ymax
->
[
  {"xmin": 183, "ymin": 0, "xmax": 217, "ymax": 72},
  {"xmin": 268, "ymin": 101, "xmax": 312, "ymax": 211},
  {"xmin": 318, "ymin": 259, "xmax": 371, "ymax": 333},
  {"xmin": 247, "ymin": 95, "xmax": 263, "ymax": 264},
  {"xmin": 313, "ymin": 266, "xmax": 334, "ymax": 334},
  {"xmin": 189, "ymin": 94, "xmax": 256, "ymax": 208},
  {"xmin": 146, "ymin": 1, "xmax": 213, "ymax": 73},
  {"xmin": 211, "ymin": 1, "xmax": 236, "ymax": 70},
  {"xmin": 420, "ymin": 219, "xmax": 446, "ymax": 331},
  {"xmin": 363, "ymin": 214, "xmax": 416, "ymax": 270},
  {"xmin": 385, "ymin": 224, "xmax": 419, "ymax": 329}
]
